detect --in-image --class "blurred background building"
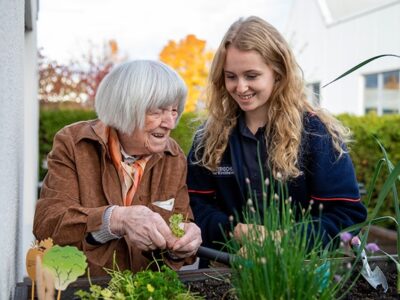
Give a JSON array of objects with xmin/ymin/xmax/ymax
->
[
  {"xmin": 285, "ymin": 0, "xmax": 400, "ymax": 115},
  {"xmin": 0, "ymin": 0, "xmax": 39, "ymax": 299}
]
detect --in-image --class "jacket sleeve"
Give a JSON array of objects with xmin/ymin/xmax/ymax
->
[
  {"xmin": 305, "ymin": 116, "xmax": 367, "ymax": 246},
  {"xmin": 33, "ymin": 128, "xmax": 108, "ymax": 248},
  {"xmin": 186, "ymin": 142, "xmax": 230, "ymax": 249}
]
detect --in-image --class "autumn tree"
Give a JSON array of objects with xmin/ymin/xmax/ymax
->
[
  {"xmin": 38, "ymin": 51, "xmax": 88, "ymax": 104},
  {"xmin": 159, "ymin": 34, "xmax": 214, "ymax": 112},
  {"xmin": 39, "ymin": 39, "xmax": 124, "ymax": 108}
]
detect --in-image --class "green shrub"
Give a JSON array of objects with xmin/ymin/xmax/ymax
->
[
  {"xmin": 39, "ymin": 109, "xmax": 97, "ymax": 181},
  {"xmin": 39, "ymin": 109, "xmax": 201, "ymax": 182},
  {"xmin": 338, "ymin": 113, "xmax": 400, "ymax": 224},
  {"xmin": 39, "ymin": 108, "xmax": 399, "ymax": 224},
  {"xmin": 170, "ymin": 112, "xmax": 202, "ymax": 154}
]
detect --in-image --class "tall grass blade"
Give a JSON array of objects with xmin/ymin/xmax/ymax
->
[
  {"xmin": 344, "ymin": 161, "xmax": 400, "ymax": 232},
  {"xmin": 364, "ymin": 158, "xmax": 386, "ymax": 208},
  {"xmin": 375, "ymin": 138, "xmax": 400, "ymax": 270},
  {"xmin": 322, "ymin": 54, "xmax": 400, "ymax": 88}
]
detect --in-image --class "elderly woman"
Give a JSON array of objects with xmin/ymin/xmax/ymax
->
[{"xmin": 33, "ymin": 60, "xmax": 202, "ymax": 275}]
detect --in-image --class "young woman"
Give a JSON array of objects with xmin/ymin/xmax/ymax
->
[{"xmin": 187, "ymin": 16, "xmax": 367, "ymax": 262}]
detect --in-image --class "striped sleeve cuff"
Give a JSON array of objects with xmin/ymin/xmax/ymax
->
[{"xmin": 91, "ymin": 205, "xmax": 122, "ymax": 244}]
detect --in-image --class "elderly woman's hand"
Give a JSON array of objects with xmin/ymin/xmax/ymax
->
[
  {"xmin": 168, "ymin": 222, "xmax": 202, "ymax": 259},
  {"xmin": 111, "ymin": 205, "xmax": 177, "ymax": 251}
]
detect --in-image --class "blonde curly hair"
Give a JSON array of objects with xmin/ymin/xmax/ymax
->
[{"xmin": 194, "ymin": 16, "xmax": 350, "ymax": 181}]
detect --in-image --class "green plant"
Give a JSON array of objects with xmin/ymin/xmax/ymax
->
[
  {"xmin": 171, "ymin": 111, "xmax": 203, "ymax": 154},
  {"xmin": 337, "ymin": 113, "xmax": 400, "ymax": 225},
  {"xmin": 169, "ymin": 213, "xmax": 185, "ymax": 238},
  {"xmin": 39, "ymin": 109, "xmax": 201, "ymax": 182},
  {"xmin": 322, "ymin": 54, "xmax": 400, "ymax": 88},
  {"xmin": 344, "ymin": 138, "xmax": 400, "ymax": 293},
  {"xmin": 75, "ymin": 264, "xmax": 202, "ymax": 300},
  {"xmin": 42, "ymin": 245, "xmax": 87, "ymax": 300},
  {"xmin": 226, "ymin": 176, "xmax": 353, "ymax": 300},
  {"xmin": 39, "ymin": 108, "xmax": 96, "ymax": 180},
  {"xmin": 324, "ymin": 55, "xmax": 400, "ymax": 293}
]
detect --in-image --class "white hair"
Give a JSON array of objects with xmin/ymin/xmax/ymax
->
[{"xmin": 95, "ymin": 60, "xmax": 187, "ymax": 133}]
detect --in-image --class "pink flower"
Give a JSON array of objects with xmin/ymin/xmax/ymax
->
[
  {"xmin": 365, "ymin": 243, "xmax": 380, "ymax": 253},
  {"xmin": 334, "ymin": 274, "xmax": 342, "ymax": 282},
  {"xmin": 351, "ymin": 236, "xmax": 361, "ymax": 246},
  {"xmin": 340, "ymin": 232, "xmax": 352, "ymax": 243}
]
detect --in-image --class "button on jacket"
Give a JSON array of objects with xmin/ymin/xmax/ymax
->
[{"xmin": 33, "ymin": 119, "xmax": 193, "ymax": 275}]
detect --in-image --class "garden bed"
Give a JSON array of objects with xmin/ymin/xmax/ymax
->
[
  {"xmin": 183, "ymin": 257, "xmax": 400, "ymax": 300},
  {"xmin": 367, "ymin": 225, "xmax": 398, "ymax": 254},
  {"xmin": 341, "ymin": 255, "xmax": 399, "ymax": 300},
  {"xmin": 14, "ymin": 257, "xmax": 399, "ymax": 299}
]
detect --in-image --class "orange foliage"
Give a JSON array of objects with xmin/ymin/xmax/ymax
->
[
  {"xmin": 39, "ymin": 40, "xmax": 126, "ymax": 107},
  {"xmin": 159, "ymin": 34, "xmax": 214, "ymax": 112}
]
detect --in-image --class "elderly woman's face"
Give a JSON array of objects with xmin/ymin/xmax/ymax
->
[{"xmin": 122, "ymin": 105, "xmax": 179, "ymax": 155}]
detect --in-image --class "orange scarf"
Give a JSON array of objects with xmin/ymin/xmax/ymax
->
[{"xmin": 108, "ymin": 127, "xmax": 150, "ymax": 206}]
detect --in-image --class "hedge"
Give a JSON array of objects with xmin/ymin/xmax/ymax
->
[
  {"xmin": 39, "ymin": 109, "xmax": 399, "ymax": 224},
  {"xmin": 338, "ymin": 113, "xmax": 400, "ymax": 224},
  {"xmin": 39, "ymin": 109, "xmax": 202, "ymax": 181}
]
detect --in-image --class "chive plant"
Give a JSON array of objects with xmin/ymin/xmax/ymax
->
[
  {"xmin": 345, "ymin": 139, "xmax": 400, "ymax": 294},
  {"xmin": 324, "ymin": 54, "xmax": 400, "ymax": 294},
  {"xmin": 226, "ymin": 173, "xmax": 352, "ymax": 300}
]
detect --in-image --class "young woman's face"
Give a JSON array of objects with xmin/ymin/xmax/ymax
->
[
  {"xmin": 224, "ymin": 46, "xmax": 276, "ymax": 117},
  {"xmin": 121, "ymin": 105, "xmax": 179, "ymax": 155}
]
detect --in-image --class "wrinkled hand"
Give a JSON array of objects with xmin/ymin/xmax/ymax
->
[
  {"xmin": 234, "ymin": 223, "xmax": 282, "ymax": 259},
  {"xmin": 233, "ymin": 223, "xmax": 266, "ymax": 244},
  {"xmin": 110, "ymin": 205, "xmax": 177, "ymax": 251},
  {"xmin": 168, "ymin": 222, "xmax": 202, "ymax": 259},
  {"xmin": 233, "ymin": 223, "xmax": 282, "ymax": 244}
]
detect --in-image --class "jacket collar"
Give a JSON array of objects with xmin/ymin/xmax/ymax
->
[{"xmin": 75, "ymin": 119, "xmax": 179, "ymax": 157}]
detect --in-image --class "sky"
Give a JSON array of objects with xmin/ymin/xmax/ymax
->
[{"xmin": 37, "ymin": 0, "xmax": 293, "ymax": 63}]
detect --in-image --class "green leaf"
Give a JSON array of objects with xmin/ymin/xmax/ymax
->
[
  {"xmin": 322, "ymin": 54, "xmax": 400, "ymax": 88},
  {"xmin": 169, "ymin": 213, "xmax": 185, "ymax": 238},
  {"xmin": 42, "ymin": 245, "xmax": 87, "ymax": 291}
]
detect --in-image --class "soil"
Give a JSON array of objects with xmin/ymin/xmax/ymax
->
[
  {"xmin": 185, "ymin": 273, "xmax": 400, "ymax": 300},
  {"xmin": 14, "ymin": 258, "xmax": 400, "ymax": 299},
  {"xmin": 345, "ymin": 272, "xmax": 400, "ymax": 299},
  {"xmin": 185, "ymin": 276, "xmax": 237, "ymax": 300},
  {"xmin": 182, "ymin": 261, "xmax": 400, "ymax": 300}
]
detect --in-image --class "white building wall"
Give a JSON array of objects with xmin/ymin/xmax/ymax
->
[
  {"xmin": 0, "ymin": 0, "xmax": 38, "ymax": 298},
  {"xmin": 286, "ymin": 0, "xmax": 400, "ymax": 115},
  {"xmin": 21, "ymin": 0, "xmax": 39, "ymax": 285}
]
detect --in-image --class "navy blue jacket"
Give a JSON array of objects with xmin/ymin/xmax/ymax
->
[{"xmin": 187, "ymin": 114, "xmax": 367, "ymax": 250}]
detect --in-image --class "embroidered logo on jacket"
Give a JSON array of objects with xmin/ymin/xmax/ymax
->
[{"xmin": 213, "ymin": 166, "xmax": 234, "ymax": 176}]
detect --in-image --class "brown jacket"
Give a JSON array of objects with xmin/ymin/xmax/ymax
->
[{"xmin": 33, "ymin": 119, "xmax": 194, "ymax": 275}]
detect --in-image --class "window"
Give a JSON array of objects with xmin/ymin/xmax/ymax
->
[
  {"xmin": 306, "ymin": 82, "xmax": 320, "ymax": 105},
  {"xmin": 364, "ymin": 70, "xmax": 400, "ymax": 115}
]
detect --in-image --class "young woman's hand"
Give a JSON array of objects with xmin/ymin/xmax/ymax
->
[{"xmin": 233, "ymin": 223, "xmax": 282, "ymax": 244}]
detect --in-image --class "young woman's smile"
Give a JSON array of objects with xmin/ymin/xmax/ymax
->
[{"xmin": 224, "ymin": 46, "xmax": 276, "ymax": 119}]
